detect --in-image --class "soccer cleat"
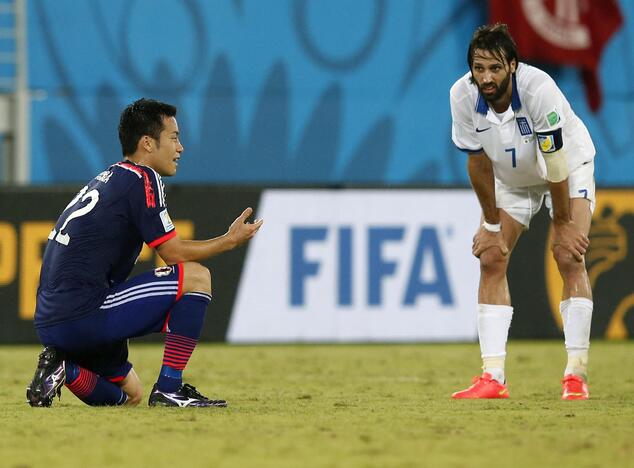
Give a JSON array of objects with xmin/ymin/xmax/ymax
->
[
  {"xmin": 561, "ymin": 374, "xmax": 589, "ymax": 400},
  {"xmin": 26, "ymin": 346, "xmax": 66, "ymax": 407},
  {"xmin": 451, "ymin": 372, "xmax": 509, "ymax": 399},
  {"xmin": 148, "ymin": 383, "xmax": 228, "ymax": 408}
]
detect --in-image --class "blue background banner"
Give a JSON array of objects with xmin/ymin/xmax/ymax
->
[{"xmin": 29, "ymin": 0, "xmax": 634, "ymax": 185}]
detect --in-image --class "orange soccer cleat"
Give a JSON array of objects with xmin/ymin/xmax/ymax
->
[
  {"xmin": 561, "ymin": 374, "xmax": 589, "ymax": 400},
  {"xmin": 451, "ymin": 372, "xmax": 509, "ymax": 399}
]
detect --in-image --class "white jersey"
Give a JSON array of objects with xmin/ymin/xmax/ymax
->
[{"xmin": 450, "ymin": 63, "xmax": 595, "ymax": 188}]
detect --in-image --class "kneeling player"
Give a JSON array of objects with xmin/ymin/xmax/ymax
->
[{"xmin": 27, "ymin": 98, "xmax": 263, "ymax": 407}]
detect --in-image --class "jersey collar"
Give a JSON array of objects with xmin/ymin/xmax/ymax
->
[{"xmin": 475, "ymin": 73, "xmax": 521, "ymax": 115}]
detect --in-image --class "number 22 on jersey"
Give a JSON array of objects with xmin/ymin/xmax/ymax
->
[{"xmin": 48, "ymin": 186, "xmax": 100, "ymax": 246}]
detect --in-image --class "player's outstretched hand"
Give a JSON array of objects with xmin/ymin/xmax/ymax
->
[
  {"xmin": 472, "ymin": 227, "xmax": 509, "ymax": 258},
  {"xmin": 552, "ymin": 221, "xmax": 589, "ymax": 262},
  {"xmin": 227, "ymin": 207, "xmax": 263, "ymax": 248}
]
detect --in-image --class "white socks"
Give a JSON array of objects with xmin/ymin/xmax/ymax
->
[
  {"xmin": 478, "ymin": 304, "xmax": 513, "ymax": 383},
  {"xmin": 560, "ymin": 297, "xmax": 593, "ymax": 378},
  {"xmin": 476, "ymin": 299, "xmax": 591, "ymax": 384}
]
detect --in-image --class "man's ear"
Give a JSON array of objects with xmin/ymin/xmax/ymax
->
[
  {"xmin": 509, "ymin": 58, "xmax": 517, "ymax": 74},
  {"xmin": 140, "ymin": 135, "xmax": 153, "ymax": 153}
]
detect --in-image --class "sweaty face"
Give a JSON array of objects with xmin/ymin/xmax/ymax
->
[
  {"xmin": 149, "ymin": 116, "xmax": 184, "ymax": 177},
  {"xmin": 471, "ymin": 49, "xmax": 515, "ymax": 105}
]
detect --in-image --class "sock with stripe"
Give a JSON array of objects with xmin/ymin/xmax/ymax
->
[
  {"xmin": 64, "ymin": 361, "xmax": 128, "ymax": 406},
  {"xmin": 156, "ymin": 292, "xmax": 212, "ymax": 393}
]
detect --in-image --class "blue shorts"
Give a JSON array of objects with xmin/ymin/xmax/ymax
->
[{"xmin": 37, "ymin": 264, "xmax": 184, "ymax": 382}]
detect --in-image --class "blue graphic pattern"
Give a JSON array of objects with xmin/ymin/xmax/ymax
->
[{"xmin": 28, "ymin": 0, "xmax": 634, "ymax": 185}]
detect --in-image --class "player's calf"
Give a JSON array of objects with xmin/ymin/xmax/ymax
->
[{"xmin": 64, "ymin": 362, "xmax": 128, "ymax": 406}]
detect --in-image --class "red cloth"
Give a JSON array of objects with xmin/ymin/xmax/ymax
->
[{"xmin": 489, "ymin": 0, "xmax": 623, "ymax": 111}]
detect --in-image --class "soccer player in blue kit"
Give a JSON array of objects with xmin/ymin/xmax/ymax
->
[{"xmin": 27, "ymin": 98, "xmax": 263, "ymax": 408}]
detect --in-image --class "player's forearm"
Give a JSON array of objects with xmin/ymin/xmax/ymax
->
[
  {"xmin": 158, "ymin": 235, "xmax": 237, "ymax": 264},
  {"xmin": 468, "ymin": 154, "xmax": 499, "ymax": 224},
  {"xmin": 548, "ymin": 179, "xmax": 571, "ymax": 224}
]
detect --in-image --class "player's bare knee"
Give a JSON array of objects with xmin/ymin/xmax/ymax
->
[
  {"xmin": 479, "ymin": 249, "xmax": 508, "ymax": 277},
  {"xmin": 182, "ymin": 262, "xmax": 212, "ymax": 295},
  {"xmin": 553, "ymin": 246, "xmax": 584, "ymax": 276}
]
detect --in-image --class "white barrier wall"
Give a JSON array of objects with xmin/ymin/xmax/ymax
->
[{"xmin": 228, "ymin": 189, "xmax": 482, "ymax": 343}]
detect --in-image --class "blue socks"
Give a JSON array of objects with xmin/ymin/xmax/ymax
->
[{"xmin": 65, "ymin": 361, "xmax": 127, "ymax": 406}]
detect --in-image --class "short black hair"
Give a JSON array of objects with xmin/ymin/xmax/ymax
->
[
  {"xmin": 467, "ymin": 23, "xmax": 519, "ymax": 69},
  {"xmin": 118, "ymin": 98, "xmax": 177, "ymax": 156}
]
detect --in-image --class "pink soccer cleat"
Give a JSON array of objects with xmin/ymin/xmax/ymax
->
[
  {"xmin": 561, "ymin": 374, "xmax": 589, "ymax": 400},
  {"xmin": 452, "ymin": 372, "xmax": 509, "ymax": 399}
]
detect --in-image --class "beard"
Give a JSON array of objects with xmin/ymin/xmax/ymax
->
[{"xmin": 477, "ymin": 72, "xmax": 511, "ymax": 104}]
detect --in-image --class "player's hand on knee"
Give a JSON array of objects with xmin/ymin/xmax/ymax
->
[
  {"xmin": 472, "ymin": 227, "xmax": 509, "ymax": 258},
  {"xmin": 227, "ymin": 207, "xmax": 264, "ymax": 247},
  {"xmin": 552, "ymin": 221, "xmax": 589, "ymax": 262}
]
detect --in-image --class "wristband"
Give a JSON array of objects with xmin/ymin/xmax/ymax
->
[{"xmin": 482, "ymin": 221, "xmax": 501, "ymax": 232}]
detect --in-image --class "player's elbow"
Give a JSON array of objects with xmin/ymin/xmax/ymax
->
[
  {"xmin": 158, "ymin": 252, "xmax": 186, "ymax": 265},
  {"xmin": 156, "ymin": 237, "xmax": 188, "ymax": 265}
]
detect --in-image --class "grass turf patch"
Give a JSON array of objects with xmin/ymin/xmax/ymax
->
[{"xmin": 1, "ymin": 341, "xmax": 633, "ymax": 468}]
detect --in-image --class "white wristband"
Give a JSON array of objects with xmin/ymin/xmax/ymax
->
[{"xmin": 482, "ymin": 221, "xmax": 501, "ymax": 232}]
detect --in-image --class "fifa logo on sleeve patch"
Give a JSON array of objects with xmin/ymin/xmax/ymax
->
[
  {"xmin": 538, "ymin": 134, "xmax": 556, "ymax": 153},
  {"xmin": 154, "ymin": 266, "xmax": 174, "ymax": 277},
  {"xmin": 95, "ymin": 170, "xmax": 113, "ymax": 183},
  {"xmin": 516, "ymin": 117, "xmax": 532, "ymax": 136},
  {"xmin": 159, "ymin": 209, "xmax": 174, "ymax": 232}
]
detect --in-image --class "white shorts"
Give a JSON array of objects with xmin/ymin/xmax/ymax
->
[{"xmin": 495, "ymin": 160, "xmax": 595, "ymax": 228}]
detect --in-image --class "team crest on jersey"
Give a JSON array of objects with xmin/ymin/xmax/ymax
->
[
  {"xmin": 516, "ymin": 117, "xmax": 532, "ymax": 136},
  {"xmin": 537, "ymin": 134, "xmax": 556, "ymax": 153},
  {"xmin": 154, "ymin": 266, "xmax": 174, "ymax": 277},
  {"xmin": 95, "ymin": 170, "xmax": 113, "ymax": 183}
]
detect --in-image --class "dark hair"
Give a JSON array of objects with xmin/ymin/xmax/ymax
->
[
  {"xmin": 467, "ymin": 23, "xmax": 519, "ymax": 69},
  {"xmin": 118, "ymin": 98, "xmax": 177, "ymax": 156}
]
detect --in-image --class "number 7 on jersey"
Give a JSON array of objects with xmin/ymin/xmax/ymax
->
[{"xmin": 505, "ymin": 147, "xmax": 517, "ymax": 168}]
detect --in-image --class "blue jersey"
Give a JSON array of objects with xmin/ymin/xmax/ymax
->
[{"xmin": 35, "ymin": 161, "xmax": 177, "ymax": 327}]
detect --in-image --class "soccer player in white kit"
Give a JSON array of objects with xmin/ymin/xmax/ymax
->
[{"xmin": 450, "ymin": 24, "xmax": 595, "ymax": 400}]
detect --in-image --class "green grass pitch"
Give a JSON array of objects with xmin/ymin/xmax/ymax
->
[{"xmin": 1, "ymin": 341, "xmax": 633, "ymax": 468}]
